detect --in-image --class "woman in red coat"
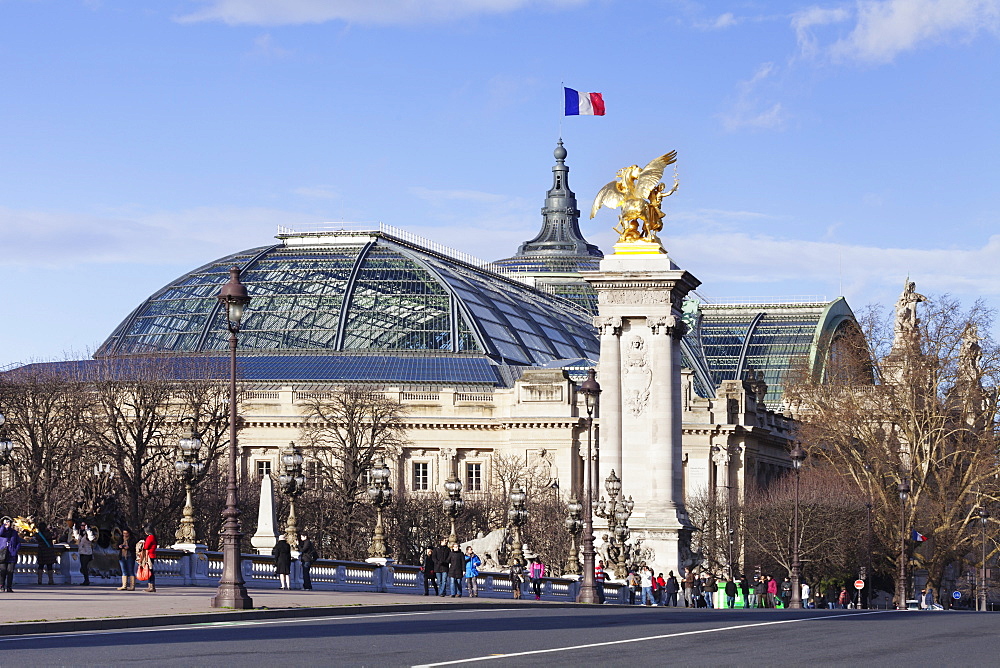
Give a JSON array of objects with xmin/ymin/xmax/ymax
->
[{"xmin": 137, "ymin": 524, "xmax": 158, "ymax": 593}]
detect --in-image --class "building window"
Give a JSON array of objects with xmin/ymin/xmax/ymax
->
[
  {"xmin": 466, "ymin": 462, "xmax": 482, "ymax": 492},
  {"xmin": 255, "ymin": 460, "xmax": 272, "ymax": 479},
  {"xmin": 412, "ymin": 462, "xmax": 429, "ymax": 491},
  {"xmin": 305, "ymin": 460, "xmax": 321, "ymax": 489}
]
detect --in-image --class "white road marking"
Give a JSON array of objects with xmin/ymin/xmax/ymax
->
[
  {"xmin": 0, "ymin": 607, "xmax": 525, "ymax": 644},
  {"xmin": 413, "ymin": 610, "xmax": 897, "ymax": 666}
]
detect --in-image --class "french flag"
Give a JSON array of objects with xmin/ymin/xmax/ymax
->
[
  {"xmin": 564, "ymin": 87, "xmax": 605, "ymax": 116},
  {"xmin": 912, "ymin": 530, "xmax": 929, "ymax": 542}
]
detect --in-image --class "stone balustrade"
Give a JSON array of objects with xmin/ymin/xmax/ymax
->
[{"xmin": 7, "ymin": 543, "xmax": 628, "ymax": 603}]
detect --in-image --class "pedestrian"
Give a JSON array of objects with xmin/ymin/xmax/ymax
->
[
  {"xmin": 665, "ymin": 570, "xmax": 679, "ymax": 607},
  {"xmin": 272, "ymin": 534, "xmax": 292, "ymax": 589},
  {"xmin": 464, "ymin": 546, "xmax": 482, "ymax": 597},
  {"xmin": 640, "ymin": 566, "xmax": 656, "ymax": 606},
  {"xmin": 447, "ymin": 543, "xmax": 464, "ymax": 597},
  {"xmin": 752, "ymin": 576, "xmax": 766, "ymax": 608},
  {"xmin": 298, "ymin": 533, "xmax": 318, "ymax": 590},
  {"xmin": 766, "ymin": 575, "xmax": 778, "ymax": 608},
  {"xmin": 35, "ymin": 520, "xmax": 58, "ymax": 585},
  {"xmin": 0, "ymin": 516, "xmax": 21, "ymax": 593},
  {"xmin": 421, "ymin": 547, "xmax": 438, "ymax": 595},
  {"xmin": 683, "ymin": 568, "xmax": 696, "ymax": 607},
  {"xmin": 725, "ymin": 577, "xmax": 737, "ymax": 608},
  {"xmin": 655, "ymin": 572, "xmax": 666, "ymax": 605},
  {"xmin": 510, "ymin": 559, "xmax": 525, "ymax": 599},
  {"xmin": 921, "ymin": 587, "xmax": 935, "ymax": 610},
  {"xmin": 116, "ymin": 528, "xmax": 138, "ymax": 591},
  {"xmin": 801, "ymin": 581, "xmax": 811, "ymax": 608},
  {"xmin": 594, "ymin": 560, "xmax": 607, "ymax": 604},
  {"xmin": 837, "ymin": 586, "xmax": 849, "ymax": 609},
  {"xmin": 703, "ymin": 573, "xmax": 717, "ymax": 608},
  {"xmin": 780, "ymin": 577, "xmax": 792, "ymax": 609},
  {"xmin": 432, "ymin": 538, "xmax": 451, "ymax": 597},
  {"xmin": 738, "ymin": 574, "xmax": 750, "ymax": 609},
  {"xmin": 136, "ymin": 524, "xmax": 158, "ymax": 593},
  {"xmin": 73, "ymin": 520, "xmax": 95, "ymax": 586},
  {"xmin": 528, "ymin": 557, "xmax": 545, "ymax": 600}
]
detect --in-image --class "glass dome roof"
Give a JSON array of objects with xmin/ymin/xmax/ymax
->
[{"xmin": 96, "ymin": 228, "xmax": 599, "ymax": 368}]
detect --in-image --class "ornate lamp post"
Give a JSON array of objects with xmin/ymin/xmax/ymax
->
[
  {"xmin": 0, "ymin": 411, "xmax": 15, "ymax": 470},
  {"xmin": 442, "ymin": 474, "xmax": 464, "ymax": 545},
  {"xmin": 789, "ymin": 442, "xmax": 806, "ymax": 609},
  {"xmin": 367, "ymin": 457, "xmax": 393, "ymax": 559},
  {"xmin": 596, "ymin": 469, "xmax": 632, "ymax": 579},
  {"xmin": 897, "ymin": 478, "xmax": 910, "ymax": 610},
  {"xmin": 278, "ymin": 441, "xmax": 306, "ymax": 551},
  {"xmin": 173, "ymin": 421, "xmax": 205, "ymax": 546},
  {"xmin": 211, "ymin": 266, "xmax": 254, "ymax": 610},
  {"xmin": 614, "ymin": 495, "xmax": 634, "ymax": 579},
  {"xmin": 577, "ymin": 368, "xmax": 601, "ymax": 604},
  {"xmin": 508, "ymin": 486, "xmax": 528, "ymax": 567},
  {"xmin": 979, "ymin": 506, "xmax": 990, "ymax": 612},
  {"xmin": 564, "ymin": 497, "xmax": 583, "ymax": 576}
]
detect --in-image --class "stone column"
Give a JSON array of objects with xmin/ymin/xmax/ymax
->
[{"xmin": 595, "ymin": 316, "xmax": 622, "ymax": 483}]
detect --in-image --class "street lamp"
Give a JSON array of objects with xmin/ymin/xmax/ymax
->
[
  {"xmin": 564, "ymin": 497, "xmax": 583, "ymax": 576},
  {"xmin": 211, "ymin": 265, "xmax": 254, "ymax": 610},
  {"xmin": 278, "ymin": 441, "xmax": 306, "ymax": 551},
  {"xmin": 367, "ymin": 456, "xmax": 393, "ymax": 559},
  {"xmin": 442, "ymin": 474, "xmax": 464, "ymax": 545},
  {"xmin": 0, "ymin": 411, "xmax": 15, "ymax": 469},
  {"xmin": 788, "ymin": 442, "xmax": 806, "ymax": 609},
  {"xmin": 979, "ymin": 506, "xmax": 990, "ymax": 612},
  {"xmin": 897, "ymin": 478, "xmax": 911, "ymax": 610},
  {"xmin": 596, "ymin": 470, "xmax": 632, "ymax": 579},
  {"xmin": 577, "ymin": 368, "xmax": 601, "ymax": 604},
  {"xmin": 508, "ymin": 486, "xmax": 528, "ymax": 567},
  {"xmin": 173, "ymin": 420, "xmax": 205, "ymax": 546}
]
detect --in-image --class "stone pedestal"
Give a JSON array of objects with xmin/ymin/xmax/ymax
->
[{"xmin": 583, "ymin": 252, "xmax": 700, "ymax": 578}]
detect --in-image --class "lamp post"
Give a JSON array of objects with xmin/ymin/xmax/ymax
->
[
  {"xmin": 211, "ymin": 265, "xmax": 253, "ymax": 609},
  {"xmin": 897, "ymin": 478, "xmax": 911, "ymax": 610},
  {"xmin": 442, "ymin": 474, "xmax": 464, "ymax": 545},
  {"xmin": 367, "ymin": 456, "xmax": 393, "ymax": 559},
  {"xmin": 789, "ymin": 443, "xmax": 806, "ymax": 609},
  {"xmin": 979, "ymin": 506, "xmax": 990, "ymax": 612},
  {"xmin": 564, "ymin": 497, "xmax": 583, "ymax": 576},
  {"xmin": 577, "ymin": 368, "xmax": 601, "ymax": 604},
  {"xmin": 278, "ymin": 441, "xmax": 306, "ymax": 551},
  {"xmin": 0, "ymin": 411, "xmax": 15, "ymax": 470},
  {"xmin": 596, "ymin": 469, "xmax": 632, "ymax": 579},
  {"xmin": 508, "ymin": 486, "xmax": 528, "ymax": 567},
  {"xmin": 173, "ymin": 420, "xmax": 205, "ymax": 546}
]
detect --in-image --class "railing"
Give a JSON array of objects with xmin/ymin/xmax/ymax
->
[
  {"xmin": 454, "ymin": 392, "xmax": 494, "ymax": 403},
  {"xmin": 9, "ymin": 544, "xmax": 629, "ymax": 603},
  {"xmin": 241, "ymin": 391, "xmax": 281, "ymax": 401},
  {"xmin": 400, "ymin": 392, "xmax": 440, "ymax": 402}
]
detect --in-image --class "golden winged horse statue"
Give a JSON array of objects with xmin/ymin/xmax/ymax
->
[{"xmin": 590, "ymin": 151, "xmax": 678, "ymax": 245}]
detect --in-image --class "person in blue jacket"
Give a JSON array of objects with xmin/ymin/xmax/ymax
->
[
  {"xmin": 0, "ymin": 516, "xmax": 22, "ymax": 593},
  {"xmin": 464, "ymin": 546, "xmax": 482, "ymax": 597}
]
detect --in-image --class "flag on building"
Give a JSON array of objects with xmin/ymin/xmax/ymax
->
[
  {"xmin": 911, "ymin": 530, "xmax": 929, "ymax": 542},
  {"xmin": 564, "ymin": 88, "xmax": 605, "ymax": 116}
]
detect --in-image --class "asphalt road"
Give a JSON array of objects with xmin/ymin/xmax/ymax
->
[{"xmin": 0, "ymin": 606, "xmax": 995, "ymax": 667}]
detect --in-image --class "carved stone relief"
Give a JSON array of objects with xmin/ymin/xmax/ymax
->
[{"xmin": 622, "ymin": 334, "xmax": 652, "ymax": 416}]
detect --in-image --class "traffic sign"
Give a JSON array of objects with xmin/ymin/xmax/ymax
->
[
  {"xmin": 953, "ymin": 590, "xmax": 962, "ymax": 600},
  {"xmin": 854, "ymin": 579, "xmax": 865, "ymax": 590}
]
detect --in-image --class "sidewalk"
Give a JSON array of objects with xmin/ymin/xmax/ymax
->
[{"xmin": 0, "ymin": 584, "xmax": 569, "ymax": 637}]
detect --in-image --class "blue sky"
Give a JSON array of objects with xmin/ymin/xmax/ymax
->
[{"xmin": 2, "ymin": 0, "xmax": 999, "ymax": 366}]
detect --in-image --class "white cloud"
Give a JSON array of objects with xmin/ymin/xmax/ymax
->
[
  {"xmin": 719, "ymin": 62, "xmax": 787, "ymax": 131},
  {"xmin": 249, "ymin": 33, "xmax": 292, "ymax": 58},
  {"xmin": 177, "ymin": 0, "xmax": 587, "ymax": 26},
  {"xmin": 792, "ymin": 0, "xmax": 1000, "ymax": 64}
]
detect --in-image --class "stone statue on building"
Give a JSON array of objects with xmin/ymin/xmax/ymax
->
[
  {"xmin": 893, "ymin": 280, "xmax": 927, "ymax": 345},
  {"xmin": 590, "ymin": 151, "xmax": 679, "ymax": 246}
]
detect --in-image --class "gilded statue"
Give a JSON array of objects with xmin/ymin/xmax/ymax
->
[{"xmin": 590, "ymin": 151, "xmax": 679, "ymax": 244}]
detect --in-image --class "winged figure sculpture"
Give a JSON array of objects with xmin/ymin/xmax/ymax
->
[{"xmin": 590, "ymin": 151, "xmax": 678, "ymax": 244}]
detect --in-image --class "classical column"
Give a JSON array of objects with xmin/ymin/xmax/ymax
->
[
  {"xmin": 595, "ymin": 316, "xmax": 622, "ymax": 487},
  {"xmin": 648, "ymin": 315, "xmax": 688, "ymax": 516}
]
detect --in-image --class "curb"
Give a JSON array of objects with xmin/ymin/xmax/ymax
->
[{"xmin": 0, "ymin": 600, "xmax": 591, "ymax": 638}]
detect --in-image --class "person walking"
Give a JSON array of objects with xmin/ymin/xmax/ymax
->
[
  {"xmin": 703, "ymin": 573, "xmax": 717, "ymax": 608},
  {"xmin": 464, "ymin": 546, "xmax": 482, "ymax": 597},
  {"xmin": 272, "ymin": 534, "xmax": 292, "ymax": 589},
  {"xmin": 625, "ymin": 570, "xmax": 639, "ymax": 605},
  {"xmin": 738, "ymin": 574, "xmax": 750, "ymax": 609},
  {"xmin": 752, "ymin": 575, "xmax": 766, "ymax": 608},
  {"xmin": 664, "ymin": 570, "xmax": 679, "ymax": 607},
  {"xmin": 837, "ymin": 586, "xmax": 850, "ymax": 609},
  {"xmin": 432, "ymin": 538, "xmax": 451, "ymax": 597},
  {"xmin": 137, "ymin": 524, "xmax": 158, "ymax": 593},
  {"xmin": 447, "ymin": 543, "xmax": 464, "ymax": 597},
  {"xmin": 528, "ymin": 558, "xmax": 545, "ymax": 600},
  {"xmin": 510, "ymin": 559, "xmax": 525, "ymax": 599},
  {"xmin": 35, "ymin": 521, "xmax": 58, "ymax": 585},
  {"xmin": 801, "ymin": 581, "xmax": 811, "ymax": 608},
  {"xmin": 73, "ymin": 521, "xmax": 95, "ymax": 586},
  {"xmin": 683, "ymin": 568, "xmax": 696, "ymax": 607},
  {"xmin": 116, "ymin": 528, "xmax": 138, "ymax": 591},
  {"xmin": 766, "ymin": 575, "xmax": 778, "ymax": 608},
  {"xmin": 420, "ymin": 547, "xmax": 438, "ymax": 596},
  {"xmin": 298, "ymin": 534, "xmax": 317, "ymax": 590},
  {"xmin": 780, "ymin": 577, "xmax": 793, "ymax": 609},
  {"xmin": 725, "ymin": 577, "xmax": 738, "ymax": 609},
  {"xmin": 0, "ymin": 516, "xmax": 21, "ymax": 593},
  {"xmin": 594, "ymin": 560, "xmax": 607, "ymax": 604},
  {"xmin": 640, "ymin": 566, "xmax": 656, "ymax": 606},
  {"xmin": 655, "ymin": 572, "xmax": 666, "ymax": 606}
]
